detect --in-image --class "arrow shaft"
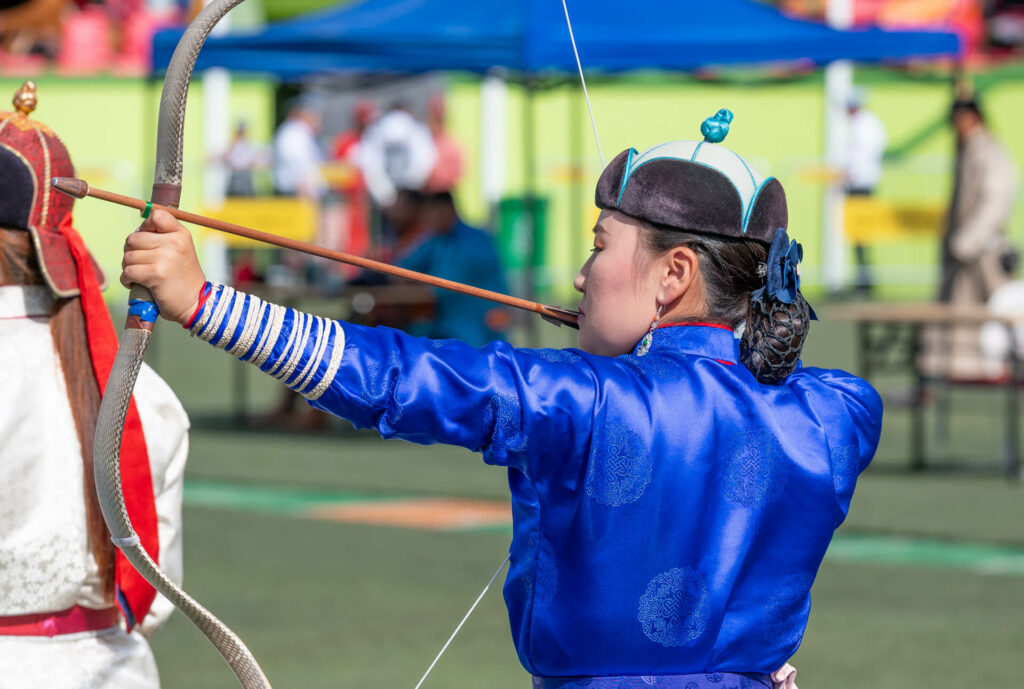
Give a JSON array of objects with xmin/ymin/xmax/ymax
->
[{"xmin": 76, "ymin": 182, "xmax": 579, "ymax": 327}]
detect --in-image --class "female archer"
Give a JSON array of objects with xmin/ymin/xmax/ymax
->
[{"xmin": 123, "ymin": 110, "xmax": 882, "ymax": 688}]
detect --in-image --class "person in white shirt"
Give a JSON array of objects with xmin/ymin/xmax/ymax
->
[
  {"xmin": 844, "ymin": 89, "xmax": 887, "ymax": 296},
  {"xmin": 272, "ymin": 99, "xmax": 325, "ymax": 199},
  {"xmin": 357, "ymin": 103, "xmax": 437, "ymax": 208}
]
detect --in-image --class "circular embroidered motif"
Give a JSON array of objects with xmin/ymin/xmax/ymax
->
[
  {"xmin": 484, "ymin": 393, "xmax": 528, "ymax": 454},
  {"xmin": 704, "ymin": 674, "xmax": 724, "ymax": 683},
  {"xmin": 761, "ymin": 572, "xmax": 815, "ymax": 646},
  {"xmin": 637, "ymin": 567, "xmax": 709, "ymax": 647},
  {"xmin": 830, "ymin": 444, "xmax": 856, "ymax": 496},
  {"xmin": 722, "ymin": 427, "xmax": 788, "ymax": 507},
  {"xmin": 586, "ymin": 424, "xmax": 652, "ymax": 506},
  {"xmin": 523, "ymin": 534, "xmax": 558, "ymax": 608}
]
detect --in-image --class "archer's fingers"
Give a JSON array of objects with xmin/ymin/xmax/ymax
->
[
  {"xmin": 122, "ymin": 248, "xmax": 163, "ymax": 271},
  {"xmin": 138, "ymin": 208, "xmax": 186, "ymax": 235},
  {"xmin": 125, "ymin": 231, "xmax": 167, "ymax": 251},
  {"xmin": 120, "ymin": 263, "xmax": 157, "ymax": 289},
  {"xmin": 149, "ymin": 209, "xmax": 187, "ymax": 233}
]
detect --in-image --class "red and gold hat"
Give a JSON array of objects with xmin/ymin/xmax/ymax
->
[{"xmin": 0, "ymin": 81, "xmax": 105, "ymax": 296}]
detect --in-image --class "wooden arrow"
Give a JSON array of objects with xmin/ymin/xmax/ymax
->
[{"xmin": 51, "ymin": 177, "xmax": 579, "ymax": 329}]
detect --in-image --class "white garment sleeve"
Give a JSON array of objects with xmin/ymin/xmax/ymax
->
[{"xmin": 132, "ymin": 364, "xmax": 190, "ymax": 639}]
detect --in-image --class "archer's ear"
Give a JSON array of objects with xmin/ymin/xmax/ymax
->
[{"xmin": 657, "ymin": 245, "xmax": 701, "ymax": 306}]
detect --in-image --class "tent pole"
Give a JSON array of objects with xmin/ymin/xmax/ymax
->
[
  {"xmin": 821, "ymin": 0, "xmax": 854, "ymax": 294},
  {"xmin": 523, "ymin": 78, "xmax": 538, "ymax": 345},
  {"xmin": 570, "ymin": 79, "xmax": 584, "ymax": 290}
]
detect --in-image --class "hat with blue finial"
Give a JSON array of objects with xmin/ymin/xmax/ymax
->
[{"xmin": 595, "ymin": 108, "xmax": 787, "ymax": 244}]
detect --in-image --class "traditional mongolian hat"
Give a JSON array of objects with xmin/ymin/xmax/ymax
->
[
  {"xmin": 0, "ymin": 81, "xmax": 106, "ymax": 295},
  {"xmin": 0, "ymin": 82, "xmax": 159, "ymax": 631},
  {"xmin": 595, "ymin": 109, "xmax": 788, "ymax": 245}
]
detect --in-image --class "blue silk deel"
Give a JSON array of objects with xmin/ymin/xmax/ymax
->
[{"xmin": 298, "ymin": 321, "xmax": 881, "ymax": 677}]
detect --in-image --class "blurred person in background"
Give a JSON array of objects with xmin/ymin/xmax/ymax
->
[
  {"xmin": 400, "ymin": 192, "xmax": 508, "ymax": 344},
  {"xmin": 941, "ymin": 97, "xmax": 1019, "ymax": 300},
  {"xmin": 358, "ymin": 101, "xmax": 436, "ymax": 209},
  {"xmin": 423, "ymin": 93, "xmax": 464, "ymax": 193},
  {"xmin": 0, "ymin": 0, "xmax": 65, "ymax": 58},
  {"xmin": 924, "ymin": 97, "xmax": 1020, "ymax": 379},
  {"xmin": 843, "ymin": 88, "xmax": 887, "ymax": 297},
  {"xmin": 0, "ymin": 82, "xmax": 188, "ymax": 688},
  {"xmin": 329, "ymin": 100, "xmax": 376, "ymax": 269},
  {"xmin": 272, "ymin": 98, "xmax": 324, "ymax": 200},
  {"xmin": 386, "ymin": 188, "xmax": 431, "ymax": 262},
  {"xmin": 222, "ymin": 120, "xmax": 263, "ymax": 198}
]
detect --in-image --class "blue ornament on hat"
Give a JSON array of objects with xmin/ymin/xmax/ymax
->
[{"xmin": 700, "ymin": 108, "xmax": 733, "ymax": 143}]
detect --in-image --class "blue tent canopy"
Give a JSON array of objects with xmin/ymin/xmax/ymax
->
[{"xmin": 152, "ymin": 0, "xmax": 960, "ymax": 78}]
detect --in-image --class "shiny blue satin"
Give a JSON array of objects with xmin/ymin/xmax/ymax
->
[
  {"xmin": 308, "ymin": 322, "xmax": 883, "ymax": 677},
  {"xmin": 533, "ymin": 672, "xmax": 771, "ymax": 689}
]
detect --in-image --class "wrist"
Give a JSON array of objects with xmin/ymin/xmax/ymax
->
[{"xmin": 183, "ymin": 281, "xmax": 213, "ymax": 329}]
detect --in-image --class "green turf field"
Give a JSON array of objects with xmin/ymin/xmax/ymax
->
[{"xmin": 137, "ymin": 313, "xmax": 1024, "ymax": 689}]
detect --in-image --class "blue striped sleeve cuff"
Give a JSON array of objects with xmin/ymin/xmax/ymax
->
[{"xmin": 188, "ymin": 282, "xmax": 345, "ymax": 400}]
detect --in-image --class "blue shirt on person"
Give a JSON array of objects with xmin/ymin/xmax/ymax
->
[{"xmin": 399, "ymin": 218, "xmax": 508, "ymax": 346}]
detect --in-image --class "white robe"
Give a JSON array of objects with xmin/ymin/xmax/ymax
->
[{"xmin": 0, "ymin": 285, "xmax": 189, "ymax": 689}]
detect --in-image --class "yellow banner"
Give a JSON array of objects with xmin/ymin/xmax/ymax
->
[
  {"xmin": 844, "ymin": 197, "xmax": 943, "ymax": 243},
  {"xmin": 199, "ymin": 198, "xmax": 317, "ymax": 247}
]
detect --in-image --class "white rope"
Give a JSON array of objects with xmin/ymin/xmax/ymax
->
[
  {"xmin": 412, "ymin": 553, "xmax": 511, "ymax": 689},
  {"xmin": 561, "ymin": 0, "xmax": 605, "ymax": 168}
]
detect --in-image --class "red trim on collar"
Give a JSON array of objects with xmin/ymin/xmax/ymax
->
[{"xmin": 656, "ymin": 321, "xmax": 733, "ymax": 332}]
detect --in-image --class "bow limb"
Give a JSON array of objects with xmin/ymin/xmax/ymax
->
[{"xmin": 93, "ymin": 1, "xmax": 271, "ymax": 687}]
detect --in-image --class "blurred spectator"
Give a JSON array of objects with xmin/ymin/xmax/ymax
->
[
  {"xmin": 223, "ymin": 121, "xmax": 263, "ymax": 197},
  {"xmin": 941, "ymin": 97, "xmax": 1018, "ymax": 303},
  {"xmin": 0, "ymin": 0, "xmax": 66, "ymax": 58},
  {"xmin": 329, "ymin": 100, "xmax": 376, "ymax": 266},
  {"xmin": 272, "ymin": 98, "xmax": 324, "ymax": 199},
  {"xmin": 424, "ymin": 93, "xmax": 464, "ymax": 193},
  {"xmin": 386, "ymin": 189, "xmax": 430, "ymax": 262},
  {"xmin": 844, "ymin": 88, "xmax": 887, "ymax": 297},
  {"xmin": 358, "ymin": 102, "xmax": 436, "ymax": 207},
  {"xmin": 400, "ymin": 192, "xmax": 509, "ymax": 345},
  {"xmin": 923, "ymin": 97, "xmax": 1020, "ymax": 379}
]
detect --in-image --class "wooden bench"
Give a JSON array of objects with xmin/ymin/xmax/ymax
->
[{"xmin": 828, "ymin": 302, "xmax": 1024, "ymax": 480}]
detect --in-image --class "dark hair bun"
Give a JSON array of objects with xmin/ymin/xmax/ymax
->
[{"xmin": 740, "ymin": 293, "xmax": 811, "ymax": 385}]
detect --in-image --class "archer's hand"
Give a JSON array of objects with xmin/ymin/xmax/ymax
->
[{"xmin": 121, "ymin": 209, "xmax": 207, "ymax": 327}]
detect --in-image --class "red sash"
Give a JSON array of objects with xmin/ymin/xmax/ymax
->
[
  {"xmin": 0, "ymin": 606, "xmax": 120, "ymax": 637},
  {"xmin": 60, "ymin": 215, "xmax": 159, "ymax": 630}
]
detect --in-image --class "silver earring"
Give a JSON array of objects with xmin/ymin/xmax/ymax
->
[{"xmin": 637, "ymin": 304, "xmax": 663, "ymax": 356}]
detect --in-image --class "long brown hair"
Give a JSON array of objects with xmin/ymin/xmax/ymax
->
[{"xmin": 0, "ymin": 227, "xmax": 116, "ymax": 597}]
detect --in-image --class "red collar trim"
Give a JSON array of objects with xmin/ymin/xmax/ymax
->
[{"xmin": 656, "ymin": 321, "xmax": 733, "ymax": 332}]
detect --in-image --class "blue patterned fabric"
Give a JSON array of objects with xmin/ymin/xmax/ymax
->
[
  {"xmin": 532, "ymin": 672, "xmax": 771, "ymax": 689},
  {"xmin": 193, "ymin": 287, "xmax": 883, "ymax": 677}
]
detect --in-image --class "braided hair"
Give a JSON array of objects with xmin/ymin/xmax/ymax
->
[{"xmin": 637, "ymin": 221, "xmax": 811, "ymax": 384}]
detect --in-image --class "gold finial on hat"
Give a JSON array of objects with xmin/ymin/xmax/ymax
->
[{"xmin": 13, "ymin": 81, "xmax": 37, "ymax": 116}]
